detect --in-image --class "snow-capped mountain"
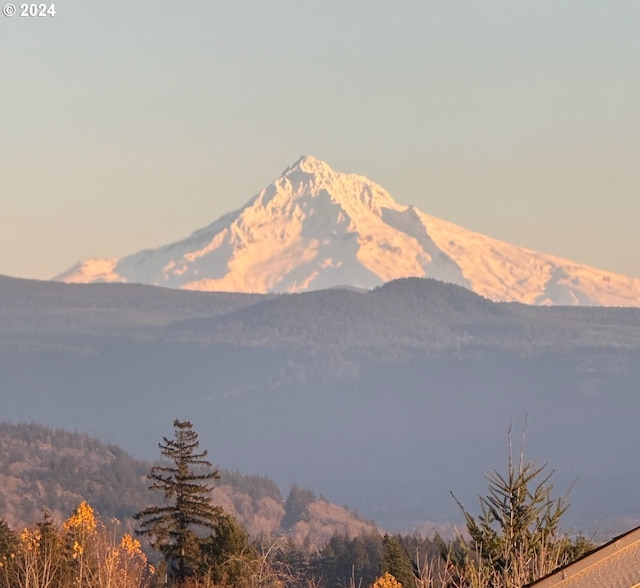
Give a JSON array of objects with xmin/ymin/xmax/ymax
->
[{"xmin": 56, "ymin": 155, "xmax": 640, "ymax": 306}]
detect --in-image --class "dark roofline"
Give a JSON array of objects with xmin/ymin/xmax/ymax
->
[{"xmin": 526, "ymin": 525, "xmax": 640, "ymax": 587}]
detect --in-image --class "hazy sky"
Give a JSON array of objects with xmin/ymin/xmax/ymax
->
[{"xmin": 2, "ymin": 1, "xmax": 639, "ymax": 280}]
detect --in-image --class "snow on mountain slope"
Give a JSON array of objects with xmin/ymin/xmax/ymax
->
[{"xmin": 55, "ymin": 155, "xmax": 640, "ymax": 306}]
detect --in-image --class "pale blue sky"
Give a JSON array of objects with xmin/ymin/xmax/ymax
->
[{"xmin": 2, "ymin": 1, "xmax": 639, "ymax": 280}]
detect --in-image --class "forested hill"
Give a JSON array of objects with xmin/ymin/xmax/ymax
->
[
  {"xmin": 2, "ymin": 275, "xmax": 640, "ymax": 531},
  {"xmin": 0, "ymin": 422, "xmax": 376, "ymax": 549}
]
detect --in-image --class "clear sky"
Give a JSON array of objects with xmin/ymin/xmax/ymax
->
[{"xmin": 2, "ymin": 1, "xmax": 639, "ymax": 280}]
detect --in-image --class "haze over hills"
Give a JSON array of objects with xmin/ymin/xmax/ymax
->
[
  {"xmin": 2, "ymin": 274, "xmax": 640, "ymax": 533},
  {"xmin": 55, "ymin": 156, "xmax": 640, "ymax": 307},
  {"xmin": 0, "ymin": 421, "xmax": 376, "ymax": 550}
]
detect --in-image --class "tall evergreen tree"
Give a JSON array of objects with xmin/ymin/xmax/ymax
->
[
  {"xmin": 0, "ymin": 519, "xmax": 16, "ymax": 560},
  {"xmin": 134, "ymin": 419, "xmax": 222, "ymax": 584},
  {"xmin": 199, "ymin": 513, "xmax": 257, "ymax": 587},
  {"xmin": 438, "ymin": 425, "xmax": 592, "ymax": 588},
  {"xmin": 282, "ymin": 484, "xmax": 316, "ymax": 530},
  {"xmin": 380, "ymin": 534, "xmax": 416, "ymax": 588}
]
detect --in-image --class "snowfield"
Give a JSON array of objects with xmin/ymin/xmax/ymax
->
[{"xmin": 55, "ymin": 155, "xmax": 640, "ymax": 307}]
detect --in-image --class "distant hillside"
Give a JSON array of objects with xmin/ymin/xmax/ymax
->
[
  {"xmin": 0, "ymin": 274, "xmax": 268, "ymax": 333},
  {"xmin": 1, "ymin": 276, "xmax": 640, "ymax": 532},
  {"xmin": 0, "ymin": 422, "xmax": 376, "ymax": 549},
  {"xmin": 0, "ymin": 421, "xmax": 148, "ymax": 527}
]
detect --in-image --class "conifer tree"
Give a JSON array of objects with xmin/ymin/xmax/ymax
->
[
  {"xmin": 199, "ymin": 513, "xmax": 257, "ymax": 586},
  {"xmin": 134, "ymin": 419, "xmax": 222, "ymax": 584},
  {"xmin": 282, "ymin": 484, "xmax": 316, "ymax": 530},
  {"xmin": 0, "ymin": 519, "xmax": 16, "ymax": 560},
  {"xmin": 380, "ymin": 534, "xmax": 416, "ymax": 588},
  {"xmin": 438, "ymin": 424, "xmax": 590, "ymax": 588}
]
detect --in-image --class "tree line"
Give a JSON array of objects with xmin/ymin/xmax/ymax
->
[{"xmin": 0, "ymin": 420, "xmax": 595, "ymax": 587}]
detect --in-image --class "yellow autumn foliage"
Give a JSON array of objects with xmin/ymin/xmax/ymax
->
[
  {"xmin": 61, "ymin": 501, "xmax": 153, "ymax": 587},
  {"xmin": 119, "ymin": 533, "xmax": 143, "ymax": 558},
  {"xmin": 372, "ymin": 571, "xmax": 403, "ymax": 588},
  {"xmin": 1, "ymin": 502, "xmax": 155, "ymax": 588},
  {"xmin": 63, "ymin": 500, "xmax": 97, "ymax": 533},
  {"xmin": 19, "ymin": 528, "xmax": 41, "ymax": 551}
]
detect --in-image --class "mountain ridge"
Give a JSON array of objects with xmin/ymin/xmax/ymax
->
[
  {"xmin": 2, "ymin": 275, "xmax": 640, "ymax": 530},
  {"xmin": 55, "ymin": 156, "xmax": 640, "ymax": 307}
]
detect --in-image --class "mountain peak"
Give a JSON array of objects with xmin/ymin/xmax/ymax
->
[
  {"xmin": 289, "ymin": 154, "xmax": 331, "ymax": 174},
  {"xmin": 283, "ymin": 155, "xmax": 340, "ymax": 186},
  {"xmin": 54, "ymin": 158, "xmax": 640, "ymax": 306}
]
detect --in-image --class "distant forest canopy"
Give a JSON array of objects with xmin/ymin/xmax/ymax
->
[
  {"xmin": 0, "ymin": 494, "xmax": 446, "ymax": 588},
  {"xmin": 2, "ymin": 276, "xmax": 640, "ymax": 532},
  {"xmin": 0, "ymin": 421, "xmax": 442, "ymax": 587},
  {"xmin": 0, "ymin": 421, "xmax": 375, "ymax": 549},
  {"xmin": 0, "ymin": 421, "xmax": 597, "ymax": 588}
]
